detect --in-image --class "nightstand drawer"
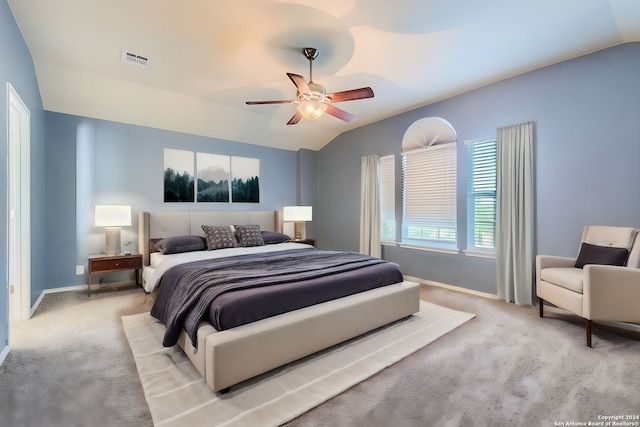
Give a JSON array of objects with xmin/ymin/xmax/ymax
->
[
  {"xmin": 87, "ymin": 254, "xmax": 142, "ymax": 297},
  {"xmin": 89, "ymin": 256, "xmax": 142, "ymax": 273}
]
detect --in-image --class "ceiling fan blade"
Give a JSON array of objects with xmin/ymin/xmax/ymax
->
[
  {"xmin": 245, "ymin": 100, "xmax": 296, "ymax": 105},
  {"xmin": 325, "ymin": 104, "xmax": 355, "ymax": 122},
  {"xmin": 286, "ymin": 110, "xmax": 303, "ymax": 125},
  {"xmin": 326, "ymin": 87, "xmax": 374, "ymax": 103},
  {"xmin": 287, "ymin": 73, "xmax": 311, "ymax": 94}
]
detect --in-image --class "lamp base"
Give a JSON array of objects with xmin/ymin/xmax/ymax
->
[
  {"xmin": 104, "ymin": 227, "xmax": 121, "ymax": 255},
  {"xmin": 294, "ymin": 222, "xmax": 307, "ymax": 241}
]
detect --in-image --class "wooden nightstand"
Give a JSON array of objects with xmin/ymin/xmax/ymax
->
[
  {"xmin": 291, "ymin": 239, "xmax": 315, "ymax": 246},
  {"xmin": 87, "ymin": 253, "xmax": 143, "ymax": 297}
]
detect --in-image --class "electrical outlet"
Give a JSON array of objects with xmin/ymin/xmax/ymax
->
[{"xmin": 76, "ymin": 265, "xmax": 84, "ymax": 275}]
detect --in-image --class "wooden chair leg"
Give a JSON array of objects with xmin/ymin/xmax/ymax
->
[
  {"xmin": 538, "ymin": 297, "xmax": 544, "ymax": 318},
  {"xmin": 586, "ymin": 319, "xmax": 592, "ymax": 348}
]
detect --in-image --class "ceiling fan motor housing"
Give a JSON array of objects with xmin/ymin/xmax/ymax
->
[
  {"xmin": 302, "ymin": 47, "xmax": 319, "ymax": 61},
  {"xmin": 298, "ymin": 82, "xmax": 327, "ymax": 100}
]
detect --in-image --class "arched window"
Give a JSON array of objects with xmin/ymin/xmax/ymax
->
[{"xmin": 401, "ymin": 117, "xmax": 457, "ymax": 251}]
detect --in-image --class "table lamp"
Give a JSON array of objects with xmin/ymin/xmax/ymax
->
[
  {"xmin": 283, "ymin": 206, "xmax": 312, "ymax": 240},
  {"xmin": 95, "ymin": 205, "xmax": 131, "ymax": 255}
]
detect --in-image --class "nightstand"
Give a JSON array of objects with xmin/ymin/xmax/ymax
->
[
  {"xmin": 87, "ymin": 253, "xmax": 143, "ymax": 297},
  {"xmin": 291, "ymin": 239, "xmax": 315, "ymax": 246}
]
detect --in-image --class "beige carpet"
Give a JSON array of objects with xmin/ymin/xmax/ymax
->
[{"xmin": 122, "ymin": 301, "xmax": 474, "ymax": 427}]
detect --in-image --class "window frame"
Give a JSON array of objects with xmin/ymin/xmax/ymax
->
[
  {"xmin": 465, "ymin": 138, "xmax": 497, "ymax": 257},
  {"xmin": 400, "ymin": 142, "xmax": 458, "ymax": 252}
]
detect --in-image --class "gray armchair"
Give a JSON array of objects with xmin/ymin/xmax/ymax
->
[{"xmin": 536, "ymin": 225, "xmax": 640, "ymax": 347}]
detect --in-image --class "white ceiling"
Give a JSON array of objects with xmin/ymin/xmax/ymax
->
[{"xmin": 8, "ymin": 0, "xmax": 640, "ymax": 151}]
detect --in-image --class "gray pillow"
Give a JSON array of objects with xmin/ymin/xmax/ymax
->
[
  {"xmin": 234, "ymin": 225, "xmax": 264, "ymax": 247},
  {"xmin": 154, "ymin": 235, "xmax": 206, "ymax": 254},
  {"xmin": 201, "ymin": 225, "xmax": 238, "ymax": 250},
  {"xmin": 574, "ymin": 242, "xmax": 629, "ymax": 268},
  {"xmin": 261, "ymin": 231, "xmax": 290, "ymax": 244}
]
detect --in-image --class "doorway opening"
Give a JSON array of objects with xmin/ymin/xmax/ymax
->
[{"xmin": 7, "ymin": 82, "xmax": 31, "ymax": 330}]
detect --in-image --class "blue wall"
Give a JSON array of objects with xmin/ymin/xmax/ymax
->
[
  {"xmin": 3, "ymin": 0, "xmax": 639, "ymax": 318},
  {"xmin": 317, "ymin": 42, "xmax": 640, "ymax": 295},
  {"xmin": 0, "ymin": 0, "xmax": 46, "ymax": 350},
  {"xmin": 44, "ymin": 112, "xmax": 309, "ymax": 288}
]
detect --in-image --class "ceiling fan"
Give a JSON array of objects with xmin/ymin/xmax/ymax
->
[{"xmin": 246, "ymin": 47, "xmax": 374, "ymax": 125}]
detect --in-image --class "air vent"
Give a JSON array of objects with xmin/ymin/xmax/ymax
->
[{"xmin": 121, "ymin": 50, "xmax": 148, "ymax": 68}]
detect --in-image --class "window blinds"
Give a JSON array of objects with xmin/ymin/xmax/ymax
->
[
  {"xmin": 467, "ymin": 139, "xmax": 496, "ymax": 249},
  {"xmin": 402, "ymin": 142, "xmax": 457, "ymax": 245}
]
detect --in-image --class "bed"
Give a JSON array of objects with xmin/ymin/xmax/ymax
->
[{"xmin": 138, "ymin": 210, "xmax": 420, "ymax": 393}]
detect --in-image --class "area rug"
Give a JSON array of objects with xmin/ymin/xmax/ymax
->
[{"xmin": 122, "ymin": 301, "xmax": 474, "ymax": 427}]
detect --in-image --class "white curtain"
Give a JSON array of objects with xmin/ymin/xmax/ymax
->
[
  {"xmin": 360, "ymin": 155, "xmax": 381, "ymax": 257},
  {"xmin": 496, "ymin": 122, "xmax": 534, "ymax": 305}
]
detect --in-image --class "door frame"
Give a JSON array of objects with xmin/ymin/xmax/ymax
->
[{"xmin": 7, "ymin": 82, "xmax": 31, "ymax": 326}]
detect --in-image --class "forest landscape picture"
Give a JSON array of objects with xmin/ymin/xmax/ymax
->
[
  {"xmin": 164, "ymin": 148, "xmax": 195, "ymax": 202},
  {"xmin": 197, "ymin": 153, "xmax": 230, "ymax": 202},
  {"xmin": 231, "ymin": 156, "xmax": 260, "ymax": 203},
  {"xmin": 164, "ymin": 149, "xmax": 260, "ymax": 203}
]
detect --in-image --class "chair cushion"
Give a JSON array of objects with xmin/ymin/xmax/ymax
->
[
  {"xmin": 574, "ymin": 242, "xmax": 629, "ymax": 269},
  {"xmin": 540, "ymin": 267, "xmax": 584, "ymax": 294}
]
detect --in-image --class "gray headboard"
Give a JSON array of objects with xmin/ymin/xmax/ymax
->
[{"xmin": 138, "ymin": 210, "xmax": 278, "ymax": 266}]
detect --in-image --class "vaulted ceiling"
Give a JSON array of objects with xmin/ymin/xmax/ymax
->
[{"xmin": 8, "ymin": 0, "xmax": 640, "ymax": 151}]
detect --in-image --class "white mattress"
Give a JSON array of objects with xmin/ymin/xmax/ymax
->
[{"xmin": 143, "ymin": 242, "xmax": 312, "ymax": 292}]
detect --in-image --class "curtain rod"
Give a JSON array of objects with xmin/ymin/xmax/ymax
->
[{"xmin": 498, "ymin": 120, "xmax": 536, "ymax": 130}]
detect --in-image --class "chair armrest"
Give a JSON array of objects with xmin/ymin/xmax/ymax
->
[
  {"xmin": 536, "ymin": 255, "xmax": 577, "ymax": 284},
  {"xmin": 536, "ymin": 255, "xmax": 576, "ymax": 270},
  {"xmin": 536, "ymin": 256, "xmax": 578, "ymax": 297},
  {"xmin": 583, "ymin": 265, "xmax": 640, "ymax": 322}
]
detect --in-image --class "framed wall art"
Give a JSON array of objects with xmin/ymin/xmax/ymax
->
[{"xmin": 163, "ymin": 149, "xmax": 194, "ymax": 202}]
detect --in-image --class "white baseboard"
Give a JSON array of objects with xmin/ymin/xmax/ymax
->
[
  {"xmin": 0, "ymin": 344, "xmax": 9, "ymax": 365},
  {"xmin": 30, "ymin": 281, "xmax": 137, "ymax": 318},
  {"xmin": 405, "ymin": 275, "xmax": 500, "ymax": 301},
  {"xmin": 30, "ymin": 285, "xmax": 85, "ymax": 318}
]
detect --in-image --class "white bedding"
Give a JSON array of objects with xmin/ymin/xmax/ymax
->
[{"xmin": 142, "ymin": 242, "xmax": 312, "ymax": 292}]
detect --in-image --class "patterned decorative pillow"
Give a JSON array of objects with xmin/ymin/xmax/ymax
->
[
  {"xmin": 234, "ymin": 224, "xmax": 265, "ymax": 247},
  {"xmin": 201, "ymin": 225, "xmax": 238, "ymax": 250}
]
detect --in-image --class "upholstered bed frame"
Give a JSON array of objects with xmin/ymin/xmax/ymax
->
[{"xmin": 139, "ymin": 210, "xmax": 420, "ymax": 393}]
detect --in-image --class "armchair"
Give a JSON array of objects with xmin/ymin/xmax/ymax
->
[{"xmin": 536, "ymin": 225, "xmax": 640, "ymax": 347}]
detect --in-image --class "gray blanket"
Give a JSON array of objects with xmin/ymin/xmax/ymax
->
[{"xmin": 155, "ymin": 248, "xmax": 388, "ymax": 347}]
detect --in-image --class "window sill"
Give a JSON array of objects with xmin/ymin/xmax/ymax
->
[
  {"xmin": 463, "ymin": 249, "xmax": 496, "ymax": 259},
  {"xmin": 399, "ymin": 243, "xmax": 460, "ymax": 255}
]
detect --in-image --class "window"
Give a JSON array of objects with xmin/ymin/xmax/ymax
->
[
  {"xmin": 401, "ymin": 143, "xmax": 457, "ymax": 250},
  {"xmin": 379, "ymin": 155, "xmax": 396, "ymax": 243},
  {"xmin": 466, "ymin": 139, "xmax": 496, "ymax": 252}
]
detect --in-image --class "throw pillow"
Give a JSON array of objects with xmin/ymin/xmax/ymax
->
[
  {"xmin": 201, "ymin": 225, "xmax": 238, "ymax": 250},
  {"xmin": 574, "ymin": 242, "xmax": 629, "ymax": 268},
  {"xmin": 261, "ymin": 231, "xmax": 291, "ymax": 244},
  {"xmin": 234, "ymin": 224, "xmax": 265, "ymax": 247},
  {"xmin": 154, "ymin": 235, "xmax": 206, "ymax": 254}
]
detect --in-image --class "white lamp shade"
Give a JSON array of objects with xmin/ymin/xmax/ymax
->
[
  {"xmin": 95, "ymin": 205, "xmax": 132, "ymax": 227},
  {"xmin": 283, "ymin": 206, "xmax": 312, "ymax": 222}
]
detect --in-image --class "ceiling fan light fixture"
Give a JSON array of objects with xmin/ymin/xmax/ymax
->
[
  {"xmin": 297, "ymin": 81, "xmax": 328, "ymax": 120},
  {"xmin": 297, "ymin": 99, "xmax": 328, "ymax": 120}
]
